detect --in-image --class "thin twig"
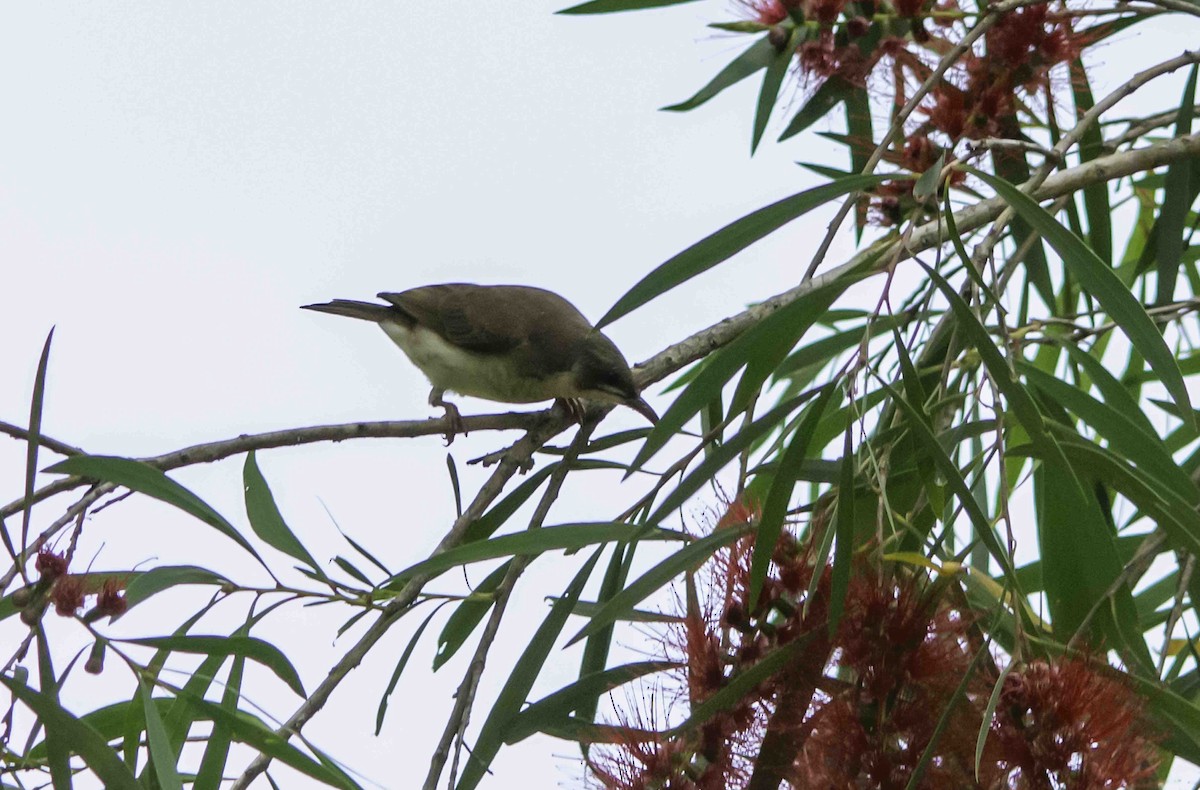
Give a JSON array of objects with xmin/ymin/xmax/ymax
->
[
  {"xmin": 0, "ymin": 421, "xmax": 83, "ymax": 457},
  {"xmin": 426, "ymin": 422, "xmax": 596, "ymax": 790}
]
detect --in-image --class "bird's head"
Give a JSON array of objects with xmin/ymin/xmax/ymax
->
[{"xmin": 573, "ymin": 332, "xmax": 659, "ymax": 425}]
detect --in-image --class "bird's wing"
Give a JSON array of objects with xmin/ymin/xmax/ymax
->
[{"xmin": 379, "ymin": 286, "xmax": 522, "ymax": 355}]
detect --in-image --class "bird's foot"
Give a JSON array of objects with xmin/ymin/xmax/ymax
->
[
  {"xmin": 429, "ymin": 389, "xmax": 465, "ymax": 445},
  {"xmin": 555, "ymin": 397, "xmax": 586, "ymax": 424}
]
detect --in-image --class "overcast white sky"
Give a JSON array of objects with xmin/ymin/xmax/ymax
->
[{"xmin": 2, "ymin": 2, "xmax": 1197, "ymax": 788}]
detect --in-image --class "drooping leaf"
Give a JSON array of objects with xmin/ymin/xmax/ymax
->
[
  {"xmin": 45, "ymin": 455, "xmax": 266, "ymax": 568},
  {"xmin": 244, "ymin": 451, "xmax": 321, "ymax": 574},
  {"xmin": 139, "ymin": 678, "xmax": 184, "ymax": 790},
  {"xmin": 121, "ymin": 636, "xmax": 305, "ymax": 698}
]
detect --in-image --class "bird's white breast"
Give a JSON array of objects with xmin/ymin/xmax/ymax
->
[{"xmin": 378, "ymin": 321, "xmax": 576, "ymax": 404}]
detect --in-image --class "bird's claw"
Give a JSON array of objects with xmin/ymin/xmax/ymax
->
[
  {"xmin": 429, "ymin": 389, "xmax": 466, "ymax": 445},
  {"xmin": 440, "ymin": 402, "xmax": 465, "ymax": 446},
  {"xmin": 555, "ymin": 397, "xmax": 586, "ymax": 424}
]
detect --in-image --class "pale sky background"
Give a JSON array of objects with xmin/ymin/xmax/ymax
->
[{"xmin": 1, "ymin": 2, "xmax": 1197, "ymax": 788}]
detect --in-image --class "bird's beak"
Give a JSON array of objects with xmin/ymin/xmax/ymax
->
[{"xmin": 624, "ymin": 397, "xmax": 659, "ymax": 425}]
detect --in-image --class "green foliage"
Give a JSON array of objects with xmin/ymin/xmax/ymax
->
[{"xmin": 5, "ymin": 0, "xmax": 1200, "ymax": 787}]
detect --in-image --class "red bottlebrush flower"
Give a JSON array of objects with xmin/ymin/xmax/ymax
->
[
  {"xmin": 806, "ymin": 0, "xmax": 847, "ymax": 25},
  {"xmin": 922, "ymin": 85, "xmax": 967, "ymax": 140},
  {"xmin": 716, "ymin": 493, "xmax": 761, "ymax": 530},
  {"xmin": 95, "ymin": 578, "xmax": 128, "ymax": 619},
  {"xmin": 798, "ymin": 32, "xmax": 839, "ymax": 78},
  {"xmin": 733, "ymin": 0, "xmax": 790, "ymax": 25},
  {"xmin": 985, "ymin": 657, "xmax": 1160, "ymax": 788},
  {"xmin": 845, "ymin": 15, "xmax": 871, "ymax": 38},
  {"xmin": 901, "ymin": 133, "xmax": 941, "ymax": 172},
  {"xmin": 51, "ymin": 574, "xmax": 86, "ymax": 616},
  {"xmin": 36, "ymin": 548, "xmax": 68, "ymax": 581}
]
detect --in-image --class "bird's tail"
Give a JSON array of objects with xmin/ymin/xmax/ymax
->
[{"xmin": 301, "ymin": 299, "xmax": 396, "ymax": 324}]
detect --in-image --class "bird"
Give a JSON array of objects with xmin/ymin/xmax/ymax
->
[{"xmin": 303, "ymin": 283, "xmax": 658, "ymax": 442}]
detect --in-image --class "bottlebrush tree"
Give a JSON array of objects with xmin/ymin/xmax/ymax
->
[{"xmin": 2, "ymin": 0, "xmax": 1199, "ymax": 788}]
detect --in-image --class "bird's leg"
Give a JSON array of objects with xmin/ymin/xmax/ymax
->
[
  {"xmin": 555, "ymin": 397, "xmax": 586, "ymax": 424},
  {"xmin": 429, "ymin": 387, "xmax": 465, "ymax": 445}
]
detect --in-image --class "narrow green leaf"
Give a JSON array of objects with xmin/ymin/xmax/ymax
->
[
  {"xmin": 193, "ymin": 647, "xmax": 243, "ymax": 790},
  {"xmin": 912, "ymin": 152, "xmax": 946, "ymax": 205},
  {"xmin": 1021, "ymin": 363, "xmax": 1195, "ymax": 495},
  {"xmin": 558, "ymin": 0, "xmax": 702, "ymax": 13},
  {"xmin": 774, "ymin": 314, "xmax": 915, "ymax": 382},
  {"xmin": 244, "ymin": 451, "xmax": 321, "ymax": 573},
  {"xmin": 446, "ymin": 453, "xmax": 463, "ymax": 518},
  {"xmin": 975, "ymin": 661, "xmax": 1015, "ymax": 778},
  {"xmin": 752, "ymin": 27, "xmax": 800, "ymax": 154},
  {"xmin": 433, "ymin": 560, "xmax": 512, "ymax": 670},
  {"xmin": 576, "ymin": 543, "xmax": 635, "ymax": 733},
  {"xmin": 1057, "ymin": 342, "xmax": 1155, "ymax": 437},
  {"xmin": 139, "ymin": 678, "xmax": 184, "ymax": 790},
  {"xmin": 1070, "ymin": 61, "xmax": 1111, "ymax": 266},
  {"xmin": 122, "ymin": 636, "xmax": 305, "ymax": 698},
  {"xmin": 506, "ymin": 660, "xmax": 676, "ymax": 744},
  {"xmin": 662, "ymin": 36, "xmax": 775, "ymax": 112},
  {"xmin": 124, "ymin": 565, "xmax": 230, "ymax": 609},
  {"xmin": 385, "ymin": 522, "xmax": 684, "ymax": 587},
  {"xmin": 46, "ymin": 455, "xmax": 266, "ymax": 568},
  {"xmin": 778, "ymin": 76, "xmax": 855, "ymax": 141},
  {"xmin": 828, "ymin": 418, "xmax": 856, "ymax": 634},
  {"xmin": 567, "ymin": 523, "xmax": 752, "ymax": 646},
  {"xmin": 377, "ymin": 603, "xmax": 446, "ymax": 734},
  {"xmin": 749, "ymin": 384, "xmax": 839, "ymax": 608},
  {"xmin": 970, "ymin": 168, "xmax": 1194, "ymax": 428},
  {"xmin": 21, "ymin": 328, "xmax": 54, "ymax": 559},
  {"xmin": 844, "ymin": 86, "xmax": 873, "ymax": 238},
  {"xmin": 1011, "ymin": 436, "xmax": 1200, "ymax": 558},
  {"xmin": 171, "ymin": 690, "xmax": 360, "ymax": 790},
  {"xmin": 598, "ymin": 174, "xmax": 887, "ymax": 327},
  {"xmin": 333, "ymin": 556, "xmax": 372, "ymax": 586},
  {"xmin": 1156, "ymin": 63, "xmax": 1197, "ymax": 304},
  {"xmin": 1034, "ymin": 458, "xmax": 1134, "ymax": 650},
  {"xmin": 457, "ymin": 548, "xmax": 604, "ymax": 790},
  {"xmin": 35, "ymin": 625, "xmax": 71, "ymax": 790},
  {"xmin": 0, "ymin": 673, "xmax": 140, "ymax": 789}
]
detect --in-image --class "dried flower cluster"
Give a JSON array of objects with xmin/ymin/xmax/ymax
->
[
  {"xmin": 733, "ymin": 0, "xmax": 1089, "ymax": 224},
  {"xmin": 585, "ymin": 500, "xmax": 1159, "ymax": 789},
  {"xmin": 11, "ymin": 548, "xmax": 128, "ymax": 625}
]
